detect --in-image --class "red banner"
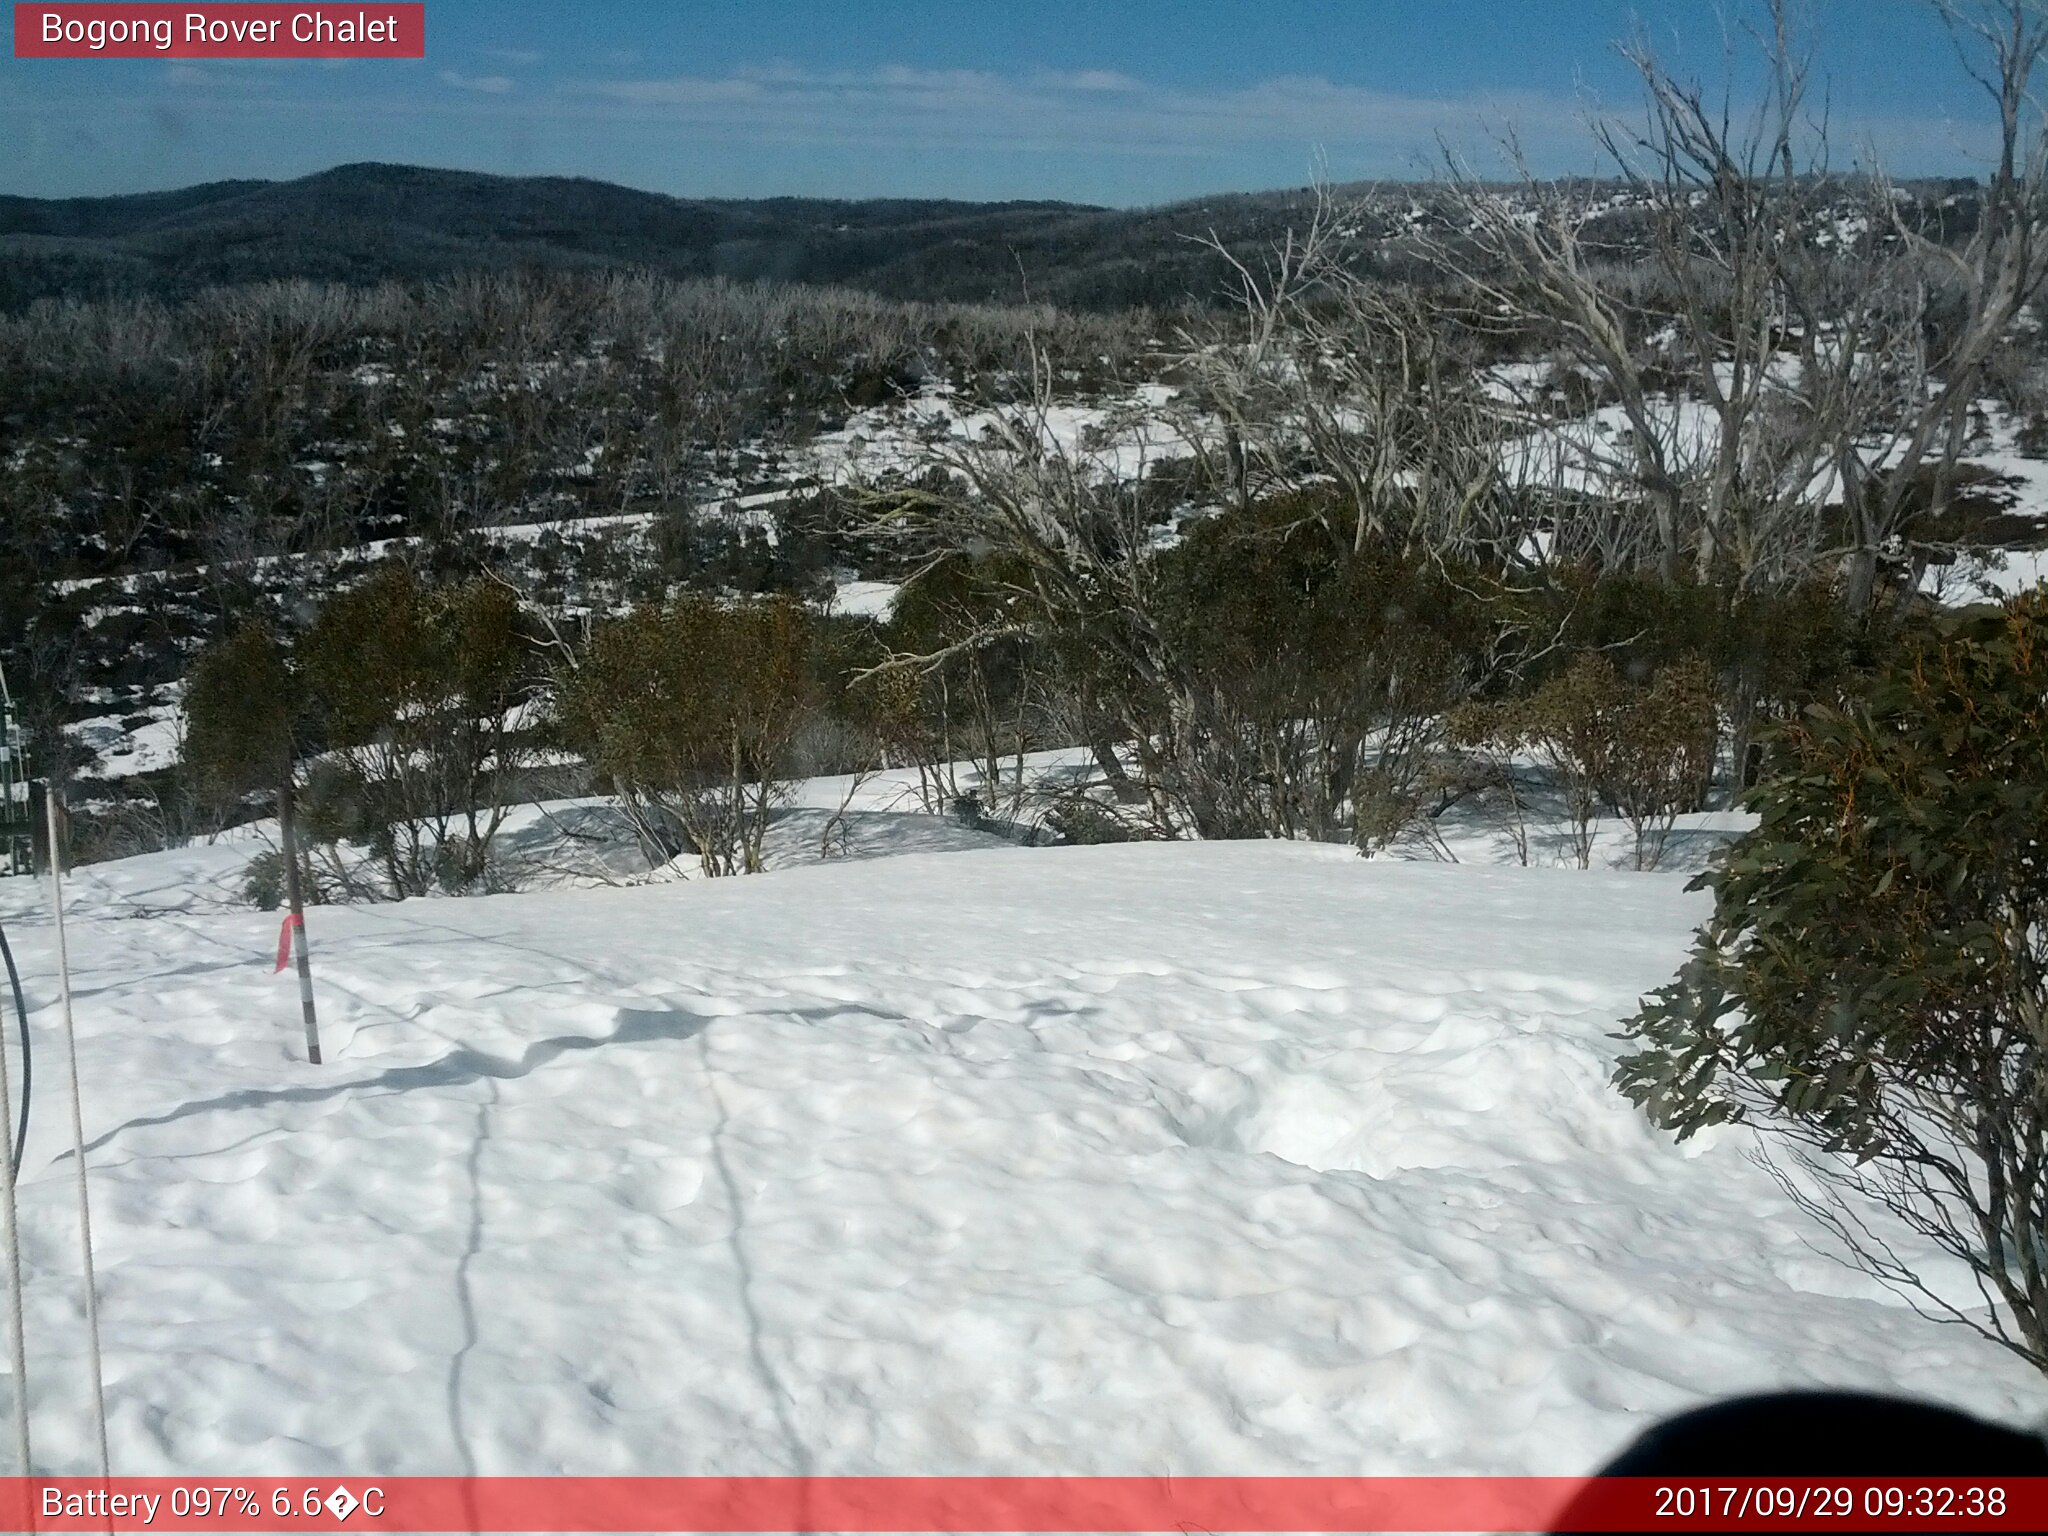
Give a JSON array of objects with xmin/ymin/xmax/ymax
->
[
  {"xmin": 1, "ymin": 1476, "xmax": 2044, "ymax": 1532},
  {"xmin": 273, "ymin": 910, "xmax": 302, "ymax": 973},
  {"xmin": 13, "ymin": 5, "xmax": 424, "ymax": 59}
]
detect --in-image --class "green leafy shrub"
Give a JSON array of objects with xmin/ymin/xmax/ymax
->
[
  {"xmin": 1510, "ymin": 651, "xmax": 1630, "ymax": 868},
  {"xmin": 1456, "ymin": 651, "xmax": 1717, "ymax": 869},
  {"xmin": 556, "ymin": 595, "xmax": 814, "ymax": 876},
  {"xmin": 876, "ymin": 550, "xmax": 1038, "ymax": 817},
  {"xmin": 1516, "ymin": 569, "xmax": 1877, "ymax": 799},
  {"xmin": 240, "ymin": 848, "xmax": 327, "ymax": 911},
  {"xmin": 296, "ymin": 566, "xmax": 537, "ymax": 896},
  {"xmin": 1145, "ymin": 502, "xmax": 1491, "ymax": 842},
  {"xmin": 183, "ymin": 621, "xmax": 295, "ymax": 800},
  {"xmin": 1043, "ymin": 795, "xmax": 1143, "ymax": 846},
  {"xmin": 1616, "ymin": 594, "xmax": 2048, "ymax": 1373},
  {"xmin": 1605, "ymin": 657, "xmax": 1718, "ymax": 870}
]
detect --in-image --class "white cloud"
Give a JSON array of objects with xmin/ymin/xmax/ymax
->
[
  {"xmin": 1035, "ymin": 69, "xmax": 1143, "ymax": 93},
  {"xmin": 544, "ymin": 59, "xmax": 2007, "ymax": 187},
  {"xmin": 566, "ymin": 62, "xmax": 1588, "ymax": 168},
  {"xmin": 440, "ymin": 70, "xmax": 515, "ymax": 95},
  {"xmin": 596, "ymin": 76, "xmax": 766, "ymax": 106}
]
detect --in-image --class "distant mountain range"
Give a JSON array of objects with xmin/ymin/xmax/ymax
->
[
  {"xmin": 0, "ymin": 162, "xmax": 1339, "ymax": 312},
  {"xmin": 1, "ymin": 161, "xmax": 1987, "ymax": 315}
]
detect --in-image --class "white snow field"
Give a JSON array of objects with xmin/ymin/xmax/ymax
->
[{"xmin": 0, "ymin": 838, "xmax": 2040, "ymax": 1480}]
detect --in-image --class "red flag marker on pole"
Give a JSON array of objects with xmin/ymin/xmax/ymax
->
[{"xmin": 273, "ymin": 911, "xmax": 303, "ymax": 973}]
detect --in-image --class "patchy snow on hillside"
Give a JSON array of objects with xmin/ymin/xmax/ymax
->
[
  {"xmin": 1925, "ymin": 544, "xmax": 2048, "ymax": 600},
  {"xmin": 1497, "ymin": 395, "xmax": 1723, "ymax": 499},
  {"xmin": 810, "ymin": 382, "xmax": 1190, "ymax": 485},
  {"xmin": 828, "ymin": 578, "xmax": 901, "ymax": 620},
  {"xmin": 63, "ymin": 686, "xmax": 183, "ymax": 781},
  {"xmin": 0, "ymin": 837, "xmax": 2037, "ymax": 1479}
]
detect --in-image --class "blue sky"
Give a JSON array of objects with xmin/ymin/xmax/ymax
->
[{"xmin": 0, "ymin": 1, "xmax": 2013, "ymax": 204}]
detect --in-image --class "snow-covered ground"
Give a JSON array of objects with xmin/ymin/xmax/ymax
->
[{"xmin": 0, "ymin": 831, "xmax": 2037, "ymax": 1479}]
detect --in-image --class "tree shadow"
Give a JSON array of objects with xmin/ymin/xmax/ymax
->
[
  {"xmin": 69, "ymin": 1005, "xmax": 712, "ymax": 1159},
  {"xmin": 700, "ymin": 1028, "xmax": 817, "ymax": 1492},
  {"xmin": 448, "ymin": 1080, "xmax": 494, "ymax": 1503}
]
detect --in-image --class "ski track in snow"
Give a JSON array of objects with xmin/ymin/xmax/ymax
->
[{"xmin": 0, "ymin": 841, "xmax": 2038, "ymax": 1476}]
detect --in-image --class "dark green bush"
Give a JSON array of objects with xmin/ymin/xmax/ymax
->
[
  {"xmin": 556, "ymin": 595, "xmax": 815, "ymax": 875},
  {"xmin": 296, "ymin": 566, "xmax": 537, "ymax": 895},
  {"xmin": 183, "ymin": 620, "xmax": 295, "ymax": 798},
  {"xmin": 240, "ymin": 848, "xmax": 327, "ymax": 911},
  {"xmin": 1141, "ymin": 498, "xmax": 1493, "ymax": 841},
  {"xmin": 1043, "ymin": 795, "xmax": 1144, "ymax": 846},
  {"xmin": 1616, "ymin": 593, "xmax": 2048, "ymax": 1372}
]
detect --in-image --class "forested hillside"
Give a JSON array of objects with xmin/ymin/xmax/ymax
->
[
  {"xmin": 0, "ymin": 162, "xmax": 1317, "ymax": 311},
  {"xmin": 21, "ymin": 160, "xmax": 1979, "ymax": 314}
]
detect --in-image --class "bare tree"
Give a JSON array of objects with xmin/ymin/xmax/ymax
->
[
  {"xmin": 1827, "ymin": 0, "xmax": 2048, "ymax": 609},
  {"xmin": 1433, "ymin": 0, "xmax": 2048, "ymax": 609},
  {"xmin": 1171, "ymin": 188, "xmax": 1516, "ymax": 569},
  {"xmin": 866, "ymin": 331, "xmax": 1490, "ymax": 846}
]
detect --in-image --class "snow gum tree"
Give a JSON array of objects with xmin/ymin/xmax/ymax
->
[
  {"xmin": 869, "ymin": 551, "xmax": 1040, "ymax": 819},
  {"xmin": 555, "ymin": 596, "xmax": 814, "ymax": 877},
  {"xmin": 1456, "ymin": 651, "xmax": 1718, "ymax": 870},
  {"xmin": 295, "ymin": 566, "xmax": 537, "ymax": 897},
  {"xmin": 182, "ymin": 620, "xmax": 328, "ymax": 907},
  {"xmin": 1616, "ymin": 592, "xmax": 2048, "ymax": 1373},
  {"xmin": 183, "ymin": 620, "xmax": 295, "ymax": 800}
]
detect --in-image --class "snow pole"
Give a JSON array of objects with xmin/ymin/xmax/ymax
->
[
  {"xmin": 0, "ymin": 920, "xmax": 31, "ymax": 1178},
  {"xmin": 0, "ymin": 678, "xmax": 30, "ymax": 1489},
  {"xmin": 276, "ymin": 779, "xmax": 322, "ymax": 1066},
  {"xmin": 45, "ymin": 787, "xmax": 111, "ymax": 1484},
  {"xmin": 0, "ymin": 870, "xmax": 28, "ymax": 1481}
]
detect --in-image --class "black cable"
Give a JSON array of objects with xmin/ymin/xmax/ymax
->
[{"xmin": 0, "ymin": 919, "xmax": 29, "ymax": 1178}]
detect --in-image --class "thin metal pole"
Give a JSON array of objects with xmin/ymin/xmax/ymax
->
[
  {"xmin": 1, "ymin": 922, "xmax": 32, "ymax": 1180},
  {"xmin": 277, "ymin": 780, "xmax": 322, "ymax": 1066},
  {"xmin": 45, "ymin": 790, "xmax": 109, "ymax": 1481},
  {"xmin": 0, "ymin": 843, "xmax": 29, "ymax": 1479}
]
